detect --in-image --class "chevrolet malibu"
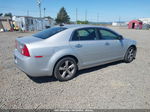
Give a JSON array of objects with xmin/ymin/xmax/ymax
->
[{"xmin": 14, "ymin": 25, "xmax": 137, "ymax": 81}]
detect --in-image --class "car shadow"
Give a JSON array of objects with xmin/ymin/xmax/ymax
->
[
  {"xmin": 28, "ymin": 60, "xmax": 124, "ymax": 84},
  {"xmin": 27, "ymin": 75, "xmax": 58, "ymax": 83},
  {"xmin": 76, "ymin": 60, "xmax": 124, "ymax": 78}
]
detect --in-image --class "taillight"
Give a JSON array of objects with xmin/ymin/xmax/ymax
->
[{"xmin": 21, "ymin": 45, "xmax": 30, "ymax": 57}]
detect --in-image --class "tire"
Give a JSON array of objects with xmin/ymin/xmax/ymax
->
[
  {"xmin": 54, "ymin": 57, "xmax": 78, "ymax": 81},
  {"xmin": 124, "ymin": 46, "xmax": 136, "ymax": 63}
]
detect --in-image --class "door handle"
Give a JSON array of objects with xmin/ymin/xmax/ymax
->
[
  {"xmin": 75, "ymin": 44, "xmax": 82, "ymax": 48},
  {"xmin": 105, "ymin": 42, "xmax": 110, "ymax": 46}
]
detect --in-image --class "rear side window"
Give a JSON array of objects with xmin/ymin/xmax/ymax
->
[
  {"xmin": 72, "ymin": 28, "xmax": 98, "ymax": 41},
  {"xmin": 33, "ymin": 27, "xmax": 67, "ymax": 39}
]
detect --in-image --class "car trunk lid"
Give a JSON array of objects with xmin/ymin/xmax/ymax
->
[{"xmin": 16, "ymin": 35, "xmax": 42, "ymax": 54}]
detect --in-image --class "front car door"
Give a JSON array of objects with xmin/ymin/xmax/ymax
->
[{"xmin": 97, "ymin": 28, "xmax": 125, "ymax": 61}]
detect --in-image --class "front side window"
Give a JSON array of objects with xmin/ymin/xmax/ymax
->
[
  {"xmin": 33, "ymin": 27, "xmax": 67, "ymax": 39},
  {"xmin": 99, "ymin": 29, "xmax": 119, "ymax": 40},
  {"xmin": 72, "ymin": 28, "xmax": 97, "ymax": 41}
]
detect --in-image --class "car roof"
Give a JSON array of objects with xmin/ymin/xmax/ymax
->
[
  {"xmin": 61, "ymin": 24, "xmax": 106, "ymax": 29},
  {"xmin": 54, "ymin": 24, "xmax": 120, "ymax": 36}
]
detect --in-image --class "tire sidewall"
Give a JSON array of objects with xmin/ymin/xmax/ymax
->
[
  {"xmin": 124, "ymin": 47, "xmax": 136, "ymax": 63},
  {"xmin": 54, "ymin": 57, "xmax": 77, "ymax": 81}
]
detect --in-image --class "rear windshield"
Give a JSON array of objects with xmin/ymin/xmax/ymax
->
[{"xmin": 33, "ymin": 27, "xmax": 67, "ymax": 39}]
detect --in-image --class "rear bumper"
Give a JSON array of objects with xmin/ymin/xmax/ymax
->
[{"xmin": 14, "ymin": 49, "xmax": 53, "ymax": 77}]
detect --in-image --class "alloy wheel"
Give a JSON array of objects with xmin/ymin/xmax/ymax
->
[
  {"xmin": 58, "ymin": 60, "xmax": 76, "ymax": 78},
  {"xmin": 127, "ymin": 48, "xmax": 135, "ymax": 62}
]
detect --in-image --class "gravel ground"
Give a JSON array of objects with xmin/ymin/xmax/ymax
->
[{"xmin": 0, "ymin": 27, "xmax": 150, "ymax": 109}]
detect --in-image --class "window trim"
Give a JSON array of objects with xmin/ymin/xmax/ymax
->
[{"xmin": 70, "ymin": 27, "xmax": 99, "ymax": 41}]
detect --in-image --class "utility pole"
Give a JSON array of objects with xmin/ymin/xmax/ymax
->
[
  {"xmin": 97, "ymin": 13, "xmax": 99, "ymax": 24},
  {"xmin": 27, "ymin": 10, "xmax": 29, "ymax": 16},
  {"xmin": 36, "ymin": 0, "xmax": 42, "ymax": 18},
  {"xmin": 76, "ymin": 8, "xmax": 78, "ymax": 24},
  {"xmin": 119, "ymin": 16, "xmax": 121, "ymax": 26},
  {"xmin": 85, "ymin": 10, "xmax": 87, "ymax": 21},
  {"xmin": 44, "ymin": 8, "xmax": 46, "ymax": 18},
  {"xmin": 36, "ymin": 0, "xmax": 43, "ymax": 30}
]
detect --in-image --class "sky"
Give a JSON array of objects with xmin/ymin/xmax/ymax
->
[{"xmin": 0, "ymin": 0, "xmax": 150, "ymax": 22}]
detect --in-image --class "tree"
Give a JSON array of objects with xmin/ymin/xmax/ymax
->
[
  {"xmin": 4, "ymin": 13, "xmax": 12, "ymax": 18},
  {"xmin": 0, "ymin": 13, "xmax": 3, "ymax": 16},
  {"xmin": 55, "ymin": 7, "xmax": 70, "ymax": 24},
  {"xmin": 77, "ymin": 20, "xmax": 89, "ymax": 24}
]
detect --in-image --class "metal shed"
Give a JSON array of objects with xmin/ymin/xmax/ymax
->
[{"xmin": 128, "ymin": 20, "xmax": 143, "ymax": 29}]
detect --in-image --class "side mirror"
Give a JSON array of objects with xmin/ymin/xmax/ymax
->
[{"xmin": 118, "ymin": 35, "xmax": 123, "ymax": 40}]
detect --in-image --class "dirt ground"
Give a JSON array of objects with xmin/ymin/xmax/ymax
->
[{"xmin": 0, "ymin": 27, "xmax": 150, "ymax": 109}]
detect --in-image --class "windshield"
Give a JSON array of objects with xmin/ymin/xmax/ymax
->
[{"xmin": 33, "ymin": 27, "xmax": 67, "ymax": 39}]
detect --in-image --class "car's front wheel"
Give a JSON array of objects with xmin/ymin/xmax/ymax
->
[
  {"xmin": 54, "ymin": 57, "xmax": 78, "ymax": 81},
  {"xmin": 124, "ymin": 46, "xmax": 136, "ymax": 63}
]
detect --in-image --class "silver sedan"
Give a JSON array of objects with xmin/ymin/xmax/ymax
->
[{"xmin": 14, "ymin": 25, "xmax": 137, "ymax": 81}]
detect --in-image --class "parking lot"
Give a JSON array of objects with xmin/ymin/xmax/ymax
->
[{"xmin": 0, "ymin": 27, "xmax": 150, "ymax": 109}]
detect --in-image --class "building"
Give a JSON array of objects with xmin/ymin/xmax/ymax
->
[
  {"xmin": 112, "ymin": 21, "xmax": 127, "ymax": 27},
  {"xmin": 139, "ymin": 18, "xmax": 150, "ymax": 24},
  {"xmin": 12, "ymin": 16, "xmax": 55, "ymax": 31},
  {"xmin": 128, "ymin": 20, "xmax": 143, "ymax": 29},
  {"xmin": 0, "ymin": 17, "xmax": 12, "ymax": 32}
]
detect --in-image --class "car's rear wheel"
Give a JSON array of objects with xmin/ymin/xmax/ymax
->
[
  {"xmin": 124, "ymin": 46, "xmax": 136, "ymax": 63},
  {"xmin": 54, "ymin": 57, "xmax": 78, "ymax": 81}
]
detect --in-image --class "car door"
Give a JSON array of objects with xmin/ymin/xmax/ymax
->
[
  {"xmin": 70, "ymin": 28, "xmax": 104, "ymax": 67},
  {"xmin": 97, "ymin": 28, "xmax": 125, "ymax": 61}
]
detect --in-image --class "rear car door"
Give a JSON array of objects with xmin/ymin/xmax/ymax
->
[{"xmin": 70, "ymin": 28, "xmax": 103, "ymax": 67}]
